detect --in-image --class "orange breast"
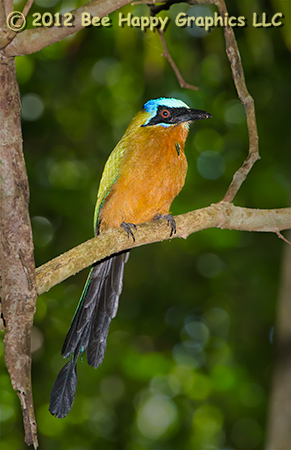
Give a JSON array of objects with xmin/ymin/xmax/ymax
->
[{"xmin": 99, "ymin": 123, "xmax": 189, "ymax": 231}]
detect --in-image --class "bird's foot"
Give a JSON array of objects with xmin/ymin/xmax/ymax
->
[
  {"xmin": 121, "ymin": 221, "xmax": 137, "ymax": 242},
  {"xmin": 153, "ymin": 214, "xmax": 176, "ymax": 237}
]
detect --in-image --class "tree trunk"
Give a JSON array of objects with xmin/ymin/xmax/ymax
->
[
  {"xmin": 266, "ymin": 232, "xmax": 291, "ymax": 450},
  {"xmin": 0, "ymin": 57, "xmax": 38, "ymax": 448}
]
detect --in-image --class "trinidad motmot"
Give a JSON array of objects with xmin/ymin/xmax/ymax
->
[{"xmin": 49, "ymin": 97, "xmax": 212, "ymax": 418}]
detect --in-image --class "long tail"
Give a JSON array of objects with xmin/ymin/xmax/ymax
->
[{"xmin": 49, "ymin": 251, "xmax": 129, "ymax": 418}]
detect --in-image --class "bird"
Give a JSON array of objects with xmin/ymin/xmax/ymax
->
[{"xmin": 49, "ymin": 97, "xmax": 212, "ymax": 418}]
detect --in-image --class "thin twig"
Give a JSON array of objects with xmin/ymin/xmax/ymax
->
[
  {"xmin": 22, "ymin": 0, "xmax": 34, "ymax": 17},
  {"xmin": 157, "ymin": 28, "xmax": 199, "ymax": 90},
  {"xmin": 213, "ymin": 0, "xmax": 260, "ymax": 202},
  {"xmin": 276, "ymin": 231, "xmax": 291, "ymax": 245}
]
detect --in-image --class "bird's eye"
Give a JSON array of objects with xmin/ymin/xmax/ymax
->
[{"xmin": 161, "ymin": 109, "xmax": 170, "ymax": 118}]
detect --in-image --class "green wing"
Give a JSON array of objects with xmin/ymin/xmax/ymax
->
[{"xmin": 93, "ymin": 141, "xmax": 127, "ymax": 231}]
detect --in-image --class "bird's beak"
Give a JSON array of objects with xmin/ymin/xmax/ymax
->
[{"xmin": 181, "ymin": 108, "xmax": 213, "ymax": 123}]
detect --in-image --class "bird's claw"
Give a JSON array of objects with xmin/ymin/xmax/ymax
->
[
  {"xmin": 121, "ymin": 221, "xmax": 137, "ymax": 242},
  {"xmin": 153, "ymin": 214, "xmax": 176, "ymax": 237}
]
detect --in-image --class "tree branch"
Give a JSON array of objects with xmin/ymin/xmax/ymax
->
[
  {"xmin": 0, "ymin": 0, "xmax": 8, "ymax": 32},
  {"xmin": 0, "ymin": 0, "xmax": 34, "ymax": 50},
  {"xmin": 36, "ymin": 204, "xmax": 291, "ymax": 296},
  {"xmin": 3, "ymin": 0, "xmax": 132, "ymax": 56},
  {"xmin": 0, "ymin": 0, "xmax": 35, "ymax": 51},
  {"xmin": 3, "ymin": 0, "xmax": 13, "ymax": 15}
]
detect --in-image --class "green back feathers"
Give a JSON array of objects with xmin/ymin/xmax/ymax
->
[
  {"xmin": 93, "ymin": 109, "xmax": 153, "ymax": 232},
  {"xmin": 93, "ymin": 143, "xmax": 126, "ymax": 231}
]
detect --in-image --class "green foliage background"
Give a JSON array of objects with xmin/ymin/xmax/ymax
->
[{"xmin": 1, "ymin": 0, "xmax": 290, "ymax": 449}]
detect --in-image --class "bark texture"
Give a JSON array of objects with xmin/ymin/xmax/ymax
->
[
  {"xmin": 0, "ymin": 57, "xmax": 38, "ymax": 448},
  {"xmin": 266, "ymin": 232, "xmax": 291, "ymax": 450}
]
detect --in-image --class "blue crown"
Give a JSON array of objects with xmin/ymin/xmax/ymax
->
[
  {"xmin": 142, "ymin": 97, "xmax": 190, "ymax": 127},
  {"xmin": 143, "ymin": 97, "xmax": 190, "ymax": 113}
]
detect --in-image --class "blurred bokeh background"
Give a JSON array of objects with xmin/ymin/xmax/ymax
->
[{"xmin": 0, "ymin": 0, "xmax": 290, "ymax": 449}]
